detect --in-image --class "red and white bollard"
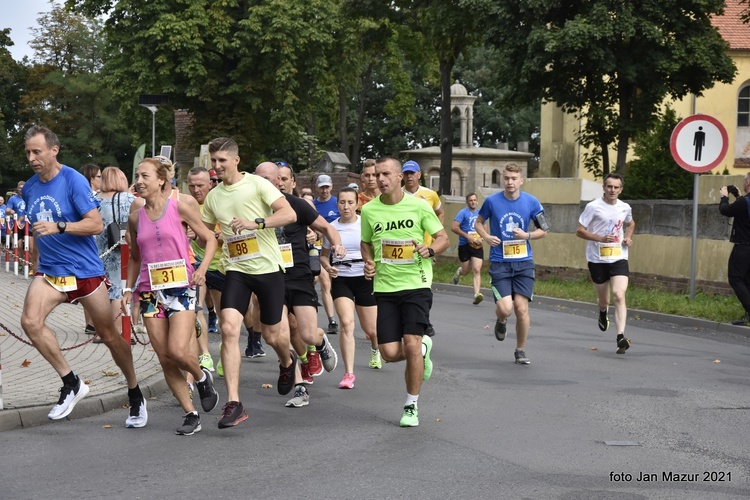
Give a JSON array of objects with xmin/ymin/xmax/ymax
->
[
  {"xmin": 12, "ymin": 215, "xmax": 18, "ymax": 276},
  {"xmin": 23, "ymin": 221, "xmax": 29, "ymax": 279},
  {"xmin": 120, "ymin": 228, "xmax": 131, "ymax": 344}
]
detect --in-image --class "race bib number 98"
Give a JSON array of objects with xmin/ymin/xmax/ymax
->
[{"xmin": 226, "ymin": 232, "xmax": 261, "ymax": 263}]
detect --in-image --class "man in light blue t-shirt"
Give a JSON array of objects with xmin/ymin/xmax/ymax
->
[
  {"xmin": 474, "ymin": 163, "xmax": 548, "ymax": 366},
  {"xmin": 20, "ymin": 125, "xmax": 146, "ymax": 427}
]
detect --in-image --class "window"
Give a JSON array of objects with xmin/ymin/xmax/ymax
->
[{"xmin": 738, "ymin": 86, "xmax": 750, "ymax": 127}]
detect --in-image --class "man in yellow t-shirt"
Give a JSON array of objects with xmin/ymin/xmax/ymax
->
[{"xmin": 202, "ymin": 137, "xmax": 297, "ymax": 430}]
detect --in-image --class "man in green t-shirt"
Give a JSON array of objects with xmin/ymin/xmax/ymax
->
[{"xmin": 360, "ymin": 156, "xmax": 449, "ymax": 427}]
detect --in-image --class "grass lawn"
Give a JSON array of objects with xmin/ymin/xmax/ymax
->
[{"xmin": 432, "ymin": 260, "xmax": 745, "ymax": 324}]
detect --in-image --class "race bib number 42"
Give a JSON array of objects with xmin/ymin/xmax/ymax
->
[
  {"xmin": 226, "ymin": 232, "xmax": 261, "ymax": 263},
  {"xmin": 502, "ymin": 239, "xmax": 529, "ymax": 259},
  {"xmin": 148, "ymin": 259, "xmax": 189, "ymax": 290},
  {"xmin": 381, "ymin": 239, "xmax": 414, "ymax": 264}
]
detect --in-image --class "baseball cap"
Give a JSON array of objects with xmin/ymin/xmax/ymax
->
[
  {"xmin": 209, "ymin": 169, "xmax": 219, "ymax": 180},
  {"xmin": 347, "ymin": 182, "xmax": 360, "ymax": 191},
  {"xmin": 402, "ymin": 160, "xmax": 420, "ymax": 173},
  {"xmin": 317, "ymin": 174, "xmax": 333, "ymax": 187}
]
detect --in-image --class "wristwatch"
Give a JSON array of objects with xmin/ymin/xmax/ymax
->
[
  {"xmin": 427, "ymin": 247, "xmax": 435, "ymax": 258},
  {"xmin": 57, "ymin": 221, "xmax": 67, "ymax": 234},
  {"xmin": 255, "ymin": 218, "xmax": 266, "ymax": 230}
]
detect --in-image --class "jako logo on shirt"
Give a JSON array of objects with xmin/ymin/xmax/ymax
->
[{"xmin": 374, "ymin": 220, "xmax": 414, "ymax": 236}]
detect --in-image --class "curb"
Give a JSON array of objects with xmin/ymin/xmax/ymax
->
[
  {"xmin": 0, "ymin": 374, "xmax": 168, "ymax": 432},
  {"xmin": 433, "ymin": 282, "xmax": 750, "ymax": 337}
]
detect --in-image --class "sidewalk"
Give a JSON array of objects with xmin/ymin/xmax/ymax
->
[{"xmin": 0, "ymin": 268, "xmax": 166, "ymax": 431}]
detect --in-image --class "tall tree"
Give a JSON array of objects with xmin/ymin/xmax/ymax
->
[
  {"xmin": 471, "ymin": 0, "xmax": 736, "ymax": 177},
  {"xmin": 0, "ymin": 29, "xmax": 29, "ymax": 191}
]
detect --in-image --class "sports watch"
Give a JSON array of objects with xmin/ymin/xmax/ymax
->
[
  {"xmin": 57, "ymin": 221, "xmax": 67, "ymax": 234},
  {"xmin": 255, "ymin": 218, "xmax": 266, "ymax": 230}
]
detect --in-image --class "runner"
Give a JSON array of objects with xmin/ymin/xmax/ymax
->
[
  {"xmin": 474, "ymin": 163, "xmax": 548, "ymax": 365},
  {"xmin": 201, "ymin": 137, "xmax": 297, "ymax": 429},
  {"xmin": 322, "ymin": 187, "xmax": 380, "ymax": 390},
  {"xmin": 20, "ymin": 125, "xmax": 147, "ymax": 426},
  {"xmin": 356, "ymin": 159, "xmax": 380, "ymax": 214},
  {"xmin": 360, "ymin": 156, "xmax": 449, "ymax": 427},
  {"xmin": 254, "ymin": 162, "xmax": 343, "ymax": 408},
  {"xmin": 576, "ymin": 173, "xmax": 635, "ymax": 354},
  {"xmin": 122, "ymin": 158, "xmax": 220, "ymax": 435},
  {"xmin": 451, "ymin": 192, "xmax": 485, "ymax": 304},
  {"xmin": 313, "ymin": 174, "xmax": 340, "ymax": 335}
]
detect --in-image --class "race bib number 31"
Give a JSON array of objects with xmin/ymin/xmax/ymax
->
[
  {"xmin": 381, "ymin": 239, "xmax": 414, "ymax": 264},
  {"xmin": 226, "ymin": 232, "xmax": 261, "ymax": 263},
  {"xmin": 502, "ymin": 239, "xmax": 529, "ymax": 259},
  {"xmin": 148, "ymin": 259, "xmax": 189, "ymax": 290}
]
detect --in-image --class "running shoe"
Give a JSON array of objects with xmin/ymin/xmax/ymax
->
[
  {"xmin": 308, "ymin": 350, "xmax": 324, "ymax": 376},
  {"xmin": 198, "ymin": 353, "xmax": 215, "ymax": 372},
  {"xmin": 731, "ymin": 314, "xmax": 750, "ymax": 326},
  {"xmin": 278, "ymin": 350, "xmax": 298, "ymax": 395},
  {"xmin": 616, "ymin": 334, "xmax": 631, "ymax": 354},
  {"xmin": 84, "ymin": 324, "xmax": 96, "ymax": 335},
  {"xmin": 598, "ymin": 309, "xmax": 609, "ymax": 332},
  {"xmin": 208, "ymin": 310, "xmax": 218, "ymax": 333},
  {"xmin": 494, "ymin": 318, "xmax": 507, "ymax": 341},
  {"xmin": 125, "ymin": 398, "xmax": 148, "ymax": 428},
  {"xmin": 196, "ymin": 367, "xmax": 220, "ymax": 412},
  {"xmin": 175, "ymin": 412, "xmax": 201, "ymax": 436},
  {"xmin": 422, "ymin": 335, "xmax": 433, "ymax": 381},
  {"xmin": 218, "ymin": 401, "xmax": 248, "ymax": 429},
  {"xmin": 244, "ymin": 335, "xmax": 254, "ymax": 358},
  {"xmin": 327, "ymin": 319, "xmax": 339, "ymax": 335},
  {"xmin": 133, "ymin": 324, "xmax": 147, "ymax": 336},
  {"xmin": 285, "ymin": 385, "xmax": 309, "ymax": 408},
  {"xmin": 338, "ymin": 372, "xmax": 356, "ymax": 389},
  {"xmin": 473, "ymin": 293, "xmax": 484, "ymax": 305},
  {"xmin": 400, "ymin": 404, "xmax": 419, "ymax": 427},
  {"xmin": 48, "ymin": 378, "xmax": 90, "ymax": 420},
  {"xmin": 300, "ymin": 362, "xmax": 314, "ymax": 385},
  {"xmin": 251, "ymin": 338, "xmax": 266, "ymax": 357},
  {"xmin": 317, "ymin": 334, "xmax": 338, "ymax": 372},
  {"xmin": 217, "ymin": 342, "xmax": 224, "ymax": 377},
  {"xmin": 369, "ymin": 348, "xmax": 382, "ymax": 369},
  {"xmin": 514, "ymin": 349, "xmax": 530, "ymax": 365},
  {"xmin": 452, "ymin": 267, "xmax": 461, "ymax": 285}
]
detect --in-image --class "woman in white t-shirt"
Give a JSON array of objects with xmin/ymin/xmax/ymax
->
[{"xmin": 321, "ymin": 188, "xmax": 380, "ymax": 389}]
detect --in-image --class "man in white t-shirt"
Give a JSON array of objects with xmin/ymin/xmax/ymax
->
[{"xmin": 576, "ymin": 173, "xmax": 635, "ymax": 354}]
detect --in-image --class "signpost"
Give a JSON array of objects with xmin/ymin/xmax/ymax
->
[{"xmin": 670, "ymin": 114, "xmax": 728, "ymax": 299}]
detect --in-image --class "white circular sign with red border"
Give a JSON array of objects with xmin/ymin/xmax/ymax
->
[{"xmin": 670, "ymin": 114, "xmax": 728, "ymax": 173}]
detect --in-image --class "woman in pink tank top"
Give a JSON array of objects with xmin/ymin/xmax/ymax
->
[{"xmin": 121, "ymin": 158, "xmax": 220, "ymax": 435}]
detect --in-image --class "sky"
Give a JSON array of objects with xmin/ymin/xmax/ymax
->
[{"xmin": 2, "ymin": 0, "xmax": 62, "ymax": 61}]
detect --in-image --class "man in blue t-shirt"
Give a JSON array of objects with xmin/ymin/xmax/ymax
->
[
  {"xmin": 20, "ymin": 125, "xmax": 147, "ymax": 427},
  {"xmin": 474, "ymin": 163, "xmax": 548, "ymax": 365},
  {"xmin": 451, "ymin": 192, "xmax": 485, "ymax": 304},
  {"xmin": 312, "ymin": 174, "xmax": 340, "ymax": 334},
  {"xmin": 6, "ymin": 181, "xmax": 26, "ymax": 222}
]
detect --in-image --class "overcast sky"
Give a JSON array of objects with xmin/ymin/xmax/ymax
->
[{"xmin": 2, "ymin": 0, "xmax": 62, "ymax": 61}]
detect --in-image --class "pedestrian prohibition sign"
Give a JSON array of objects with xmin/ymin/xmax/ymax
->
[{"xmin": 670, "ymin": 114, "xmax": 728, "ymax": 173}]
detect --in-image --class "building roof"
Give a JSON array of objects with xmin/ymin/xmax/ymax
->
[{"xmin": 712, "ymin": 1, "xmax": 750, "ymax": 50}]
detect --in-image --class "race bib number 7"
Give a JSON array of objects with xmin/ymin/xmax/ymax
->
[
  {"xmin": 381, "ymin": 239, "xmax": 415, "ymax": 265},
  {"xmin": 598, "ymin": 242, "xmax": 622, "ymax": 261}
]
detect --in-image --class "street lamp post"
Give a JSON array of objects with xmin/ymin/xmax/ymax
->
[
  {"xmin": 137, "ymin": 94, "xmax": 169, "ymax": 157},
  {"xmin": 141, "ymin": 105, "xmax": 158, "ymax": 157}
]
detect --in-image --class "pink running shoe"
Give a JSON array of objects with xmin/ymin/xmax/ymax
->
[{"xmin": 338, "ymin": 372, "xmax": 355, "ymax": 389}]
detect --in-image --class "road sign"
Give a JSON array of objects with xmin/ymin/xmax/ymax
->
[{"xmin": 670, "ymin": 114, "xmax": 728, "ymax": 173}]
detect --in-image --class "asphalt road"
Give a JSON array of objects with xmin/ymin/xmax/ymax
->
[{"xmin": 1, "ymin": 288, "xmax": 749, "ymax": 499}]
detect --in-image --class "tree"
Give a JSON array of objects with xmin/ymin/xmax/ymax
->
[
  {"xmin": 0, "ymin": 29, "xmax": 29, "ymax": 191},
  {"xmin": 624, "ymin": 107, "xmax": 694, "ymax": 200},
  {"xmin": 472, "ymin": 0, "xmax": 737, "ymax": 177}
]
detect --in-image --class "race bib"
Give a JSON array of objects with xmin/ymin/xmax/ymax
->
[
  {"xmin": 44, "ymin": 274, "xmax": 77, "ymax": 292},
  {"xmin": 598, "ymin": 243, "xmax": 623, "ymax": 261},
  {"xmin": 148, "ymin": 259, "xmax": 189, "ymax": 290},
  {"xmin": 468, "ymin": 231, "xmax": 481, "ymax": 240},
  {"xmin": 226, "ymin": 232, "xmax": 261, "ymax": 263},
  {"xmin": 381, "ymin": 239, "xmax": 415, "ymax": 265},
  {"xmin": 279, "ymin": 243, "xmax": 294, "ymax": 268},
  {"xmin": 502, "ymin": 239, "xmax": 529, "ymax": 259}
]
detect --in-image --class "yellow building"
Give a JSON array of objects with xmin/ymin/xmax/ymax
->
[{"xmin": 540, "ymin": 1, "xmax": 750, "ymax": 180}]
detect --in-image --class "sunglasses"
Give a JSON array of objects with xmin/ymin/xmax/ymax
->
[
  {"xmin": 211, "ymin": 178, "xmax": 219, "ymax": 182},
  {"xmin": 274, "ymin": 161, "xmax": 290, "ymax": 167}
]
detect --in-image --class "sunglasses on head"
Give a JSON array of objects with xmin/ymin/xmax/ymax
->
[{"xmin": 274, "ymin": 161, "xmax": 290, "ymax": 167}]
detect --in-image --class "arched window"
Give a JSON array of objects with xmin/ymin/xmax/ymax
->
[
  {"xmin": 738, "ymin": 86, "xmax": 750, "ymax": 127},
  {"xmin": 491, "ymin": 169, "xmax": 500, "ymax": 186}
]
